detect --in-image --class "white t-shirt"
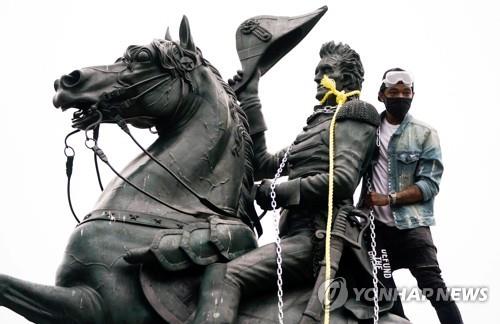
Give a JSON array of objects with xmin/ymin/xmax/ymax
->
[{"xmin": 372, "ymin": 117, "xmax": 400, "ymax": 226}]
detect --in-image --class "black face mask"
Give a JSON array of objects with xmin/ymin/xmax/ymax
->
[{"xmin": 385, "ymin": 97, "xmax": 412, "ymax": 120}]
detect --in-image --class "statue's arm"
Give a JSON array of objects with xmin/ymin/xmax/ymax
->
[
  {"xmin": 236, "ymin": 72, "xmax": 288, "ymax": 180},
  {"xmin": 251, "ymin": 131, "xmax": 288, "ymax": 180}
]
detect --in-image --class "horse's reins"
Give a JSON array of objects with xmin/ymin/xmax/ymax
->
[
  {"xmin": 64, "ymin": 69, "xmax": 236, "ymax": 224},
  {"xmin": 112, "ymin": 115, "xmax": 236, "ymax": 219},
  {"xmin": 64, "ymin": 129, "xmax": 80, "ymax": 223}
]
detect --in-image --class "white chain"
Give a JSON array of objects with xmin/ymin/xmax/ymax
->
[
  {"xmin": 269, "ymin": 144, "xmax": 293, "ymax": 324},
  {"xmin": 268, "ymin": 121, "xmax": 382, "ymax": 324},
  {"xmin": 367, "ymin": 176, "xmax": 380, "ymax": 324},
  {"xmin": 367, "ymin": 126, "xmax": 381, "ymax": 324}
]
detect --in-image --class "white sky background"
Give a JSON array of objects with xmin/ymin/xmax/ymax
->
[{"xmin": 0, "ymin": 0, "xmax": 498, "ymax": 323}]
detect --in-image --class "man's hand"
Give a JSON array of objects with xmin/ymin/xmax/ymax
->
[
  {"xmin": 366, "ymin": 192, "xmax": 390, "ymax": 207},
  {"xmin": 255, "ymin": 179, "xmax": 274, "ymax": 210},
  {"xmin": 228, "ymin": 69, "xmax": 261, "ymax": 100}
]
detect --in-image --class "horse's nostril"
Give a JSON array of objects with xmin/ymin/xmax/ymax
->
[
  {"xmin": 61, "ymin": 70, "xmax": 82, "ymax": 88},
  {"xmin": 54, "ymin": 79, "xmax": 60, "ymax": 91}
]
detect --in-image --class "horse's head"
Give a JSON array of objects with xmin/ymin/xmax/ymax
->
[
  {"xmin": 54, "ymin": 17, "xmax": 257, "ymax": 231},
  {"xmin": 53, "ymin": 16, "xmax": 204, "ymax": 130}
]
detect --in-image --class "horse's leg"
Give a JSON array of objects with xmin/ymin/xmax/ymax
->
[{"xmin": 0, "ymin": 274, "xmax": 106, "ymax": 324}]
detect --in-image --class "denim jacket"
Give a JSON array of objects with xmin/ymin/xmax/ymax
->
[{"xmin": 360, "ymin": 112, "xmax": 444, "ymax": 229}]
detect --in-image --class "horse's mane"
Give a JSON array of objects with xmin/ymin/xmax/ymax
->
[
  {"xmin": 152, "ymin": 39, "xmax": 256, "ymax": 224},
  {"xmin": 202, "ymin": 60, "xmax": 256, "ymax": 223}
]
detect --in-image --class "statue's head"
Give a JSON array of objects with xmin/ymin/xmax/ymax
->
[{"xmin": 314, "ymin": 41, "xmax": 364, "ymax": 105}]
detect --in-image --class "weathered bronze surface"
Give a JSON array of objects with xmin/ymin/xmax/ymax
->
[
  {"xmin": 0, "ymin": 9, "xmax": 409, "ymax": 324},
  {"xmin": 233, "ymin": 6, "xmax": 327, "ymax": 94}
]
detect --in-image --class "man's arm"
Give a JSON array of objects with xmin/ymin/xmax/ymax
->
[
  {"xmin": 368, "ymin": 185, "xmax": 422, "ymax": 206},
  {"xmin": 414, "ymin": 128, "xmax": 443, "ymax": 201},
  {"xmin": 368, "ymin": 127, "xmax": 443, "ymax": 207}
]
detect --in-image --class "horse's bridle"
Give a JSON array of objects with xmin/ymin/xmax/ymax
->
[{"xmin": 64, "ymin": 63, "xmax": 238, "ymax": 224}]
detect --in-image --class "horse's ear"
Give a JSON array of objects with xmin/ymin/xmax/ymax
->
[
  {"xmin": 164, "ymin": 27, "xmax": 172, "ymax": 41},
  {"xmin": 179, "ymin": 15, "xmax": 196, "ymax": 52}
]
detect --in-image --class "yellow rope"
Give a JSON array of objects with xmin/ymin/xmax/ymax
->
[
  {"xmin": 319, "ymin": 75, "xmax": 361, "ymax": 106},
  {"xmin": 322, "ymin": 75, "xmax": 360, "ymax": 323}
]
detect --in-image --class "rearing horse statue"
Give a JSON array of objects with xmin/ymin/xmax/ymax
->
[
  {"xmin": 0, "ymin": 16, "xmax": 408, "ymax": 324},
  {"xmin": 0, "ymin": 17, "xmax": 259, "ymax": 323}
]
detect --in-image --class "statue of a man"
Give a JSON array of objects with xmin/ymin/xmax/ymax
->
[{"xmin": 193, "ymin": 41, "xmax": 384, "ymax": 323}]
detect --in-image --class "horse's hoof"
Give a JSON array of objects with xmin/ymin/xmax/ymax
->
[{"xmin": 123, "ymin": 247, "xmax": 155, "ymax": 264}]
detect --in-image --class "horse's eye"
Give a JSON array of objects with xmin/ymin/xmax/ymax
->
[{"xmin": 136, "ymin": 50, "xmax": 151, "ymax": 62}]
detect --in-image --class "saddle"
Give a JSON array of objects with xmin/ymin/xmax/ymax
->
[{"xmin": 133, "ymin": 210, "xmax": 408, "ymax": 323}]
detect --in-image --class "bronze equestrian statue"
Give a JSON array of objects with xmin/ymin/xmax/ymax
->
[
  {"xmin": 0, "ymin": 10, "xmax": 409, "ymax": 324},
  {"xmin": 192, "ymin": 9, "xmax": 409, "ymax": 324}
]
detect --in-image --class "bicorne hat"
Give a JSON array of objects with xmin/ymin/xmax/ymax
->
[{"xmin": 233, "ymin": 6, "xmax": 328, "ymax": 94}]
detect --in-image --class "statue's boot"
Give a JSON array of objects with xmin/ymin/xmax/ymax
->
[{"xmin": 193, "ymin": 263, "xmax": 241, "ymax": 324}]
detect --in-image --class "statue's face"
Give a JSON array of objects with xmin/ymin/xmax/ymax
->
[{"xmin": 314, "ymin": 56, "xmax": 345, "ymax": 104}]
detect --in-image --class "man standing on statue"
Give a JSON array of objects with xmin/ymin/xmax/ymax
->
[
  {"xmin": 192, "ymin": 30, "xmax": 398, "ymax": 321},
  {"xmin": 361, "ymin": 68, "xmax": 463, "ymax": 324}
]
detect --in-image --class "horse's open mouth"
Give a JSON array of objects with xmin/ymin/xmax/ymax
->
[{"xmin": 71, "ymin": 104, "xmax": 102, "ymax": 129}]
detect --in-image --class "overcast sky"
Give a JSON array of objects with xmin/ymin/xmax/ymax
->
[{"xmin": 1, "ymin": 0, "xmax": 498, "ymax": 323}]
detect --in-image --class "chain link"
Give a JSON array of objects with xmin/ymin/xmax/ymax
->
[
  {"xmin": 269, "ymin": 144, "xmax": 293, "ymax": 324},
  {"xmin": 367, "ymin": 176, "xmax": 380, "ymax": 324},
  {"xmin": 376, "ymin": 126, "xmax": 381, "ymax": 147},
  {"xmin": 367, "ymin": 126, "xmax": 381, "ymax": 324},
  {"xmin": 268, "ymin": 123, "xmax": 382, "ymax": 323}
]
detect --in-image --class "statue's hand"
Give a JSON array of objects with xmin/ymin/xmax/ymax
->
[
  {"xmin": 227, "ymin": 70, "xmax": 243, "ymax": 87},
  {"xmin": 228, "ymin": 69, "xmax": 261, "ymax": 100},
  {"xmin": 255, "ymin": 179, "xmax": 274, "ymax": 211}
]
